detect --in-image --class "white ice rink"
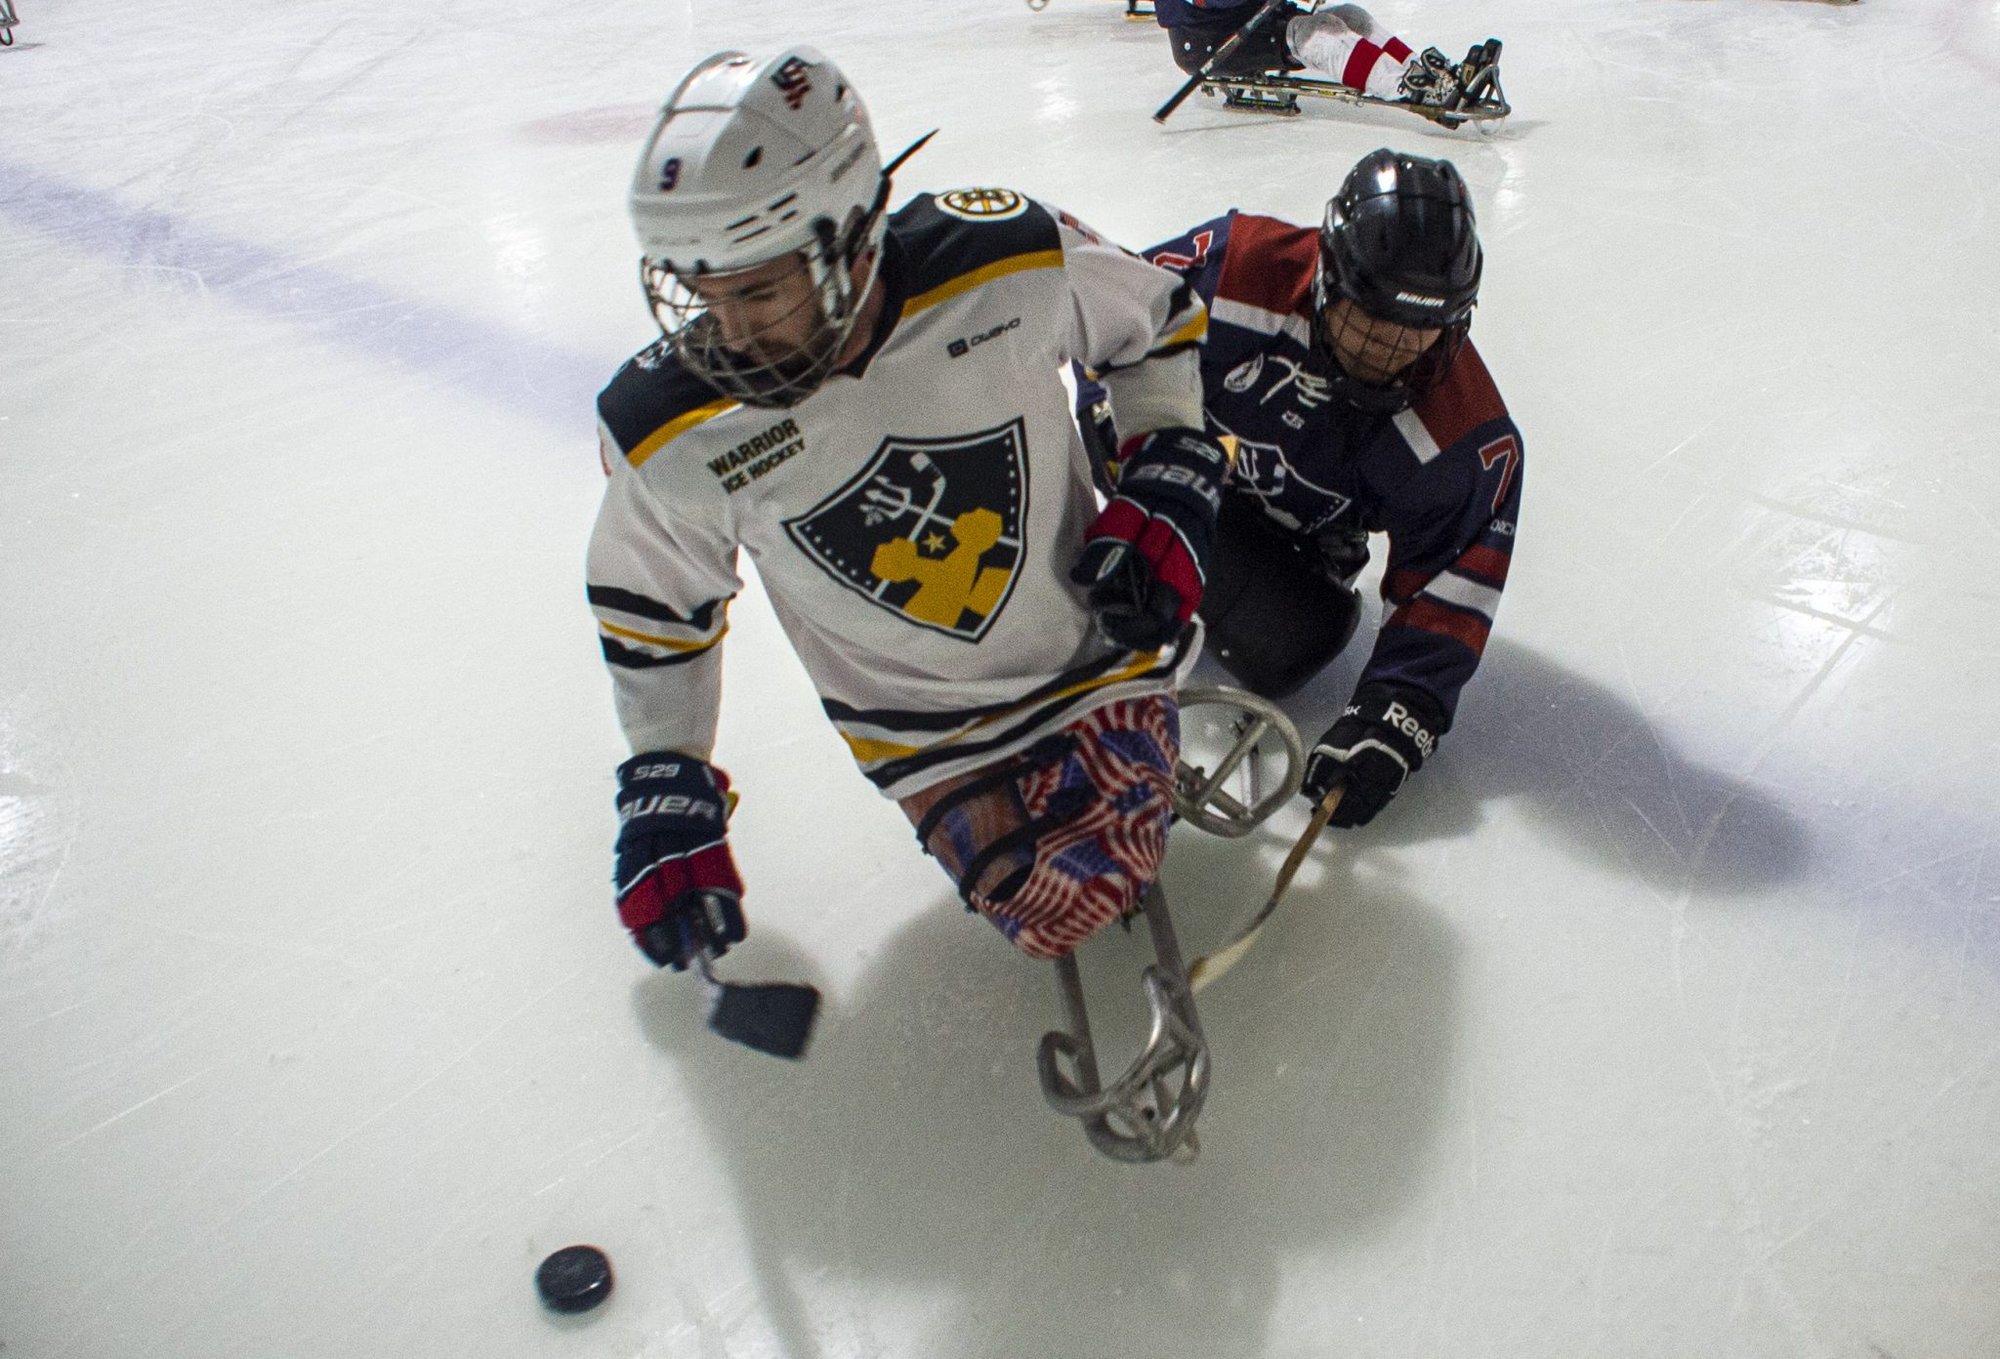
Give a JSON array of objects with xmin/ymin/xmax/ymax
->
[{"xmin": 5, "ymin": 0, "xmax": 2000, "ymax": 1354}]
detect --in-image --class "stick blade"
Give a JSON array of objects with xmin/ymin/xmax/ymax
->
[
  {"xmin": 1187, "ymin": 924, "xmax": 1261, "ymax": 994},
  {"xmin": 708, "ymin": 981, "xmax": 821, "ymax": 1059}
]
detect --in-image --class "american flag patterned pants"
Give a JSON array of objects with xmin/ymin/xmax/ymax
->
[{"xmin": 899, "ymin": 695, "xmax": 1180, "ymax": 961}]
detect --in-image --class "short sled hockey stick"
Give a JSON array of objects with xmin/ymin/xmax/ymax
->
[
  {"xmin": 690, "ymin": 949, "xmax": 821, "ymax": 1060},
  {"xmin": 1153, "ymin": 0, "xmax": 1296, "ymax": 123},
  {"xmin": 1186, "ymin": 787, "xmax": 1342, "ymax": 993}
]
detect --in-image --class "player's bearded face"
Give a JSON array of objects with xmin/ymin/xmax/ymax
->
[
  {"xmin": 1320, "ymin": 298, "xmax": 1442, "ymax": 386},
  {"xmin": 688, "ymin": 253, "xmax": 834, "ymax": 373}
]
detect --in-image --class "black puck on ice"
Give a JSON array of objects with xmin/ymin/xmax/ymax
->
[{"xmin": 535, "ymin": 1244, "xmax": 613, "ymax": 1314}]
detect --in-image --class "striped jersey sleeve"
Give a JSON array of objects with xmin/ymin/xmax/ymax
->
[
  {"xmin": 586, "ymin": 350, "xmax": 744, "ymax": 759},
  {"xmin": 1363, "ymin": 343, "xmax": 1522, "ymax": 724},
  {"xmin": 1053, "ymin": 205, "xmax": 1209, "ymax": 438}
]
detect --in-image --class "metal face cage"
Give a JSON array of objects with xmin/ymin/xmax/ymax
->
[{"xmin": 642, "ymin": 204, "xmax": 885, "ymax": 410}]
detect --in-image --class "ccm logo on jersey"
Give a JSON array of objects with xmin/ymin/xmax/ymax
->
[{"xmin": 947, "ymin": 316, "xmax": 1020, "ymax": 358}]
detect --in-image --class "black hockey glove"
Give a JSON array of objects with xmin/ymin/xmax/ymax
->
[
  {"xmin": 1301, "ymin": 683, "xmax": 1449, "ymax": 828},
  {"xmin": 613, "ymin": 752, "xmax": 746, "ymax": 969},
  {"xmin": 1068, "ymin": 426, "xmax": 1227, "ymax": 652}
]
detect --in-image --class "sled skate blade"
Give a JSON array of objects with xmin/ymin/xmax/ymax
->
[
  {"xmin": 1200, "ymin": 71, "xmax": 1509, "ymax": 128},
  {"xmin": 1204, "ymin": 81, "xmax": 1302, "ymax": 115},
  {"xmin": 1036, "ymin": 884, "xmax": 1209, "ymax": 1164}
]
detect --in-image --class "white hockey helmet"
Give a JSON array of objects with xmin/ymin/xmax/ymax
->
[{"xmin": 630, "ymin": 48, "xmax": 889, "ymax": 407}]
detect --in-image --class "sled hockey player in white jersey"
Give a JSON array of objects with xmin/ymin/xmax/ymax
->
[{"xmin": 587, "ymin": 43, "xmax": 1231, "ymax": 1055}]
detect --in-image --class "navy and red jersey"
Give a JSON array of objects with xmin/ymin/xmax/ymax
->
[
  {"xmin": 1154, "ymin": 0, "xmax": 1263, "ymax": 28},
  {"xmin": 1101, "ymin": 209, "xmax": 1522, "ymax": 726}
]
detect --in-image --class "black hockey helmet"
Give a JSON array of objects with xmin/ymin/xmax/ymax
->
[{"xmin": 1312, "ymin": 148, "xmax": 1482, "ymax": 411}]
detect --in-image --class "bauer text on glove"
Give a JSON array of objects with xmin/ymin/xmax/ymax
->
[
  {"xmin": 613, "ymin": 752, "xmax": 746, "ymax": 968},
  {"xmin": 1067, "ymin": 426, "xmax": 1227, "ymax": 652}
]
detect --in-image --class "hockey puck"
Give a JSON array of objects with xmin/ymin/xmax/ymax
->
[{"xmin": 535, "ymin": 1244, "xmax": 613, "ymax": 1314}]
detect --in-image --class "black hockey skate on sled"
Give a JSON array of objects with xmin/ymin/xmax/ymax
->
[
  {"xmin": 1201, "ymin": 38, "xmax": 1509, "ymax": 130},
  {"xmin": 1035, "ymin": 684, "xmax": 1305, "ymax": 1164}
]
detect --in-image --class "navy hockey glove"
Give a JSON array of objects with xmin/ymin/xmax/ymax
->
[
  {"xmin": 1068, "ymin": 426, "xmax": 1227, "ymax": 652},
  {"xmin": 1301, "ymin": 684, "xmax": 1449, "ymax": 828},
  {"xmin": 613, "ymin": 752, "xmax": 746, "ymax": 969}
]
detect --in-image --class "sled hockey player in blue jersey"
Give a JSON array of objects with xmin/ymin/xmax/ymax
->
[
  {"xmin": 1080, "ymin": 149, "xmax": 1523, "ymax": 830},
  {"xmin": 1155, "ymin": 0, "xmax": 1505, "ymax": 124},
  {"xmin": 587, "ymin": 49, "xmax": 1229, "ymax": 973}
]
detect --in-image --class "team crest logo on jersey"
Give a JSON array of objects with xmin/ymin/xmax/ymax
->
[
  {"xmin": 784, "ymin": 420, "xmax": 1028, "ymax": 641},
  {"xmin": 937, "ymin": 188, "xmax": 1027, "ymax": 222},
  {"xmin": 1224, "ymin": 355, "xmax": 1264, "ymax": 394},
  {"xmin": 1230, "ymin": 436, "xmax": 1352, "ymax": 534}
]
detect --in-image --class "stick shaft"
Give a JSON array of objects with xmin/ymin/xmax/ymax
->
[
  {"xmin": 1152, "ymin": 0, "xmax": 1293, "ymax": 123},
  {"xmin": 1187, "ymin": 787, "xmax": 1341, "ymax": 992}
]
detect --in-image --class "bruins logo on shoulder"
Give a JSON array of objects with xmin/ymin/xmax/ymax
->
[{"xmin": 936, "ymin": 188, "xmax": 1028, "ymax": 222}]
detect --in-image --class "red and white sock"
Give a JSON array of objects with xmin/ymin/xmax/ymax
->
[{"xmin": 1286, "ymin": 4, "xmax": 1414, "ymax": 98}]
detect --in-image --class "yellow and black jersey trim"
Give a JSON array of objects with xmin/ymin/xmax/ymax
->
[
  {"xmin": 822, "ymin": 644, "xmax": 1181, "ymax": 790},
  {"xmin": 888, "ymin": 192, "xmax": 1065, "ymax": 320},
  {"xmin": 596, "ymin": 342, "xmax": 740, "ymax": 470},
  {"xmin": 1102, "ymin": 274, "xmax": 1207, "ymax": 370},
  {"xmin": 588, "ymin": 584, "xmax": 731, "ymax": 669}
]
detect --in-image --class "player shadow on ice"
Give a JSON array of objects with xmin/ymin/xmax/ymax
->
[
  {"xmin": 633, "ymin": 837, "xmax": 1459, "ymax": 1359},
  {"xmin": 1235, "ymin": 633, "xmax": 1813, "ymax": 899}
]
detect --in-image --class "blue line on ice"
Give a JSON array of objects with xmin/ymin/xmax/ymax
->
[{"xmin": 0, "ymin": 157, "xmax": 609, "ymax": 429}]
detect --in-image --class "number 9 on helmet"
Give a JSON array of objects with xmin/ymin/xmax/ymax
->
[{"xmin": 629, "ymin": 48, "xmax": 889, "ymax": 409}]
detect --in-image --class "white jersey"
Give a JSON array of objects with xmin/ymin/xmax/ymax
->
[{"xmin": 588, "ymin": 189, "xmax": 1207, "ymax": 800}]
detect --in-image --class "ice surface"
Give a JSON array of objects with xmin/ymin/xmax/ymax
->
[{"xmin": 3, "ymin": 0, "xmax": 1998, "ymax": 1355}]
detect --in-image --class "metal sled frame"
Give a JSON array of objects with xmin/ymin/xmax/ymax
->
[
  {"xmin": 1034, "ymin": 685, "xmax": 1304, "ymax": 1164},
  {"xmin": 1174, "ymin": 685, "xmax": 1307, "ymax": 838},
  {"xmin": 0, "ymin": 0, "xmax": 18, "ymax": 46},
  {"xmin": 1200, "ymin": 64, "xmax": 1509, "ymax": 130},
  {"xmin": 1039, "ymin": 882, "xmax": 1209, "ymax": 1163}
]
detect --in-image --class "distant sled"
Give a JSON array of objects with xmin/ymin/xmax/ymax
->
[{"xmin": 1191, "ymin": 38, "xmax": 1511, "ymax": 131}]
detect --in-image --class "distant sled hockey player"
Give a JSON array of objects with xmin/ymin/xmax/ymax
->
[
  {"xmin": 588, "ymin": 48, "xmax": 1228, "ymax": 969},
  {"xmin": 1080, "ymin": 150, "xmax": 1522, "ymax": 830},
  {"xmin": 1158, "ymin": 0, "xmax": 1496, "ymax": 112}
]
